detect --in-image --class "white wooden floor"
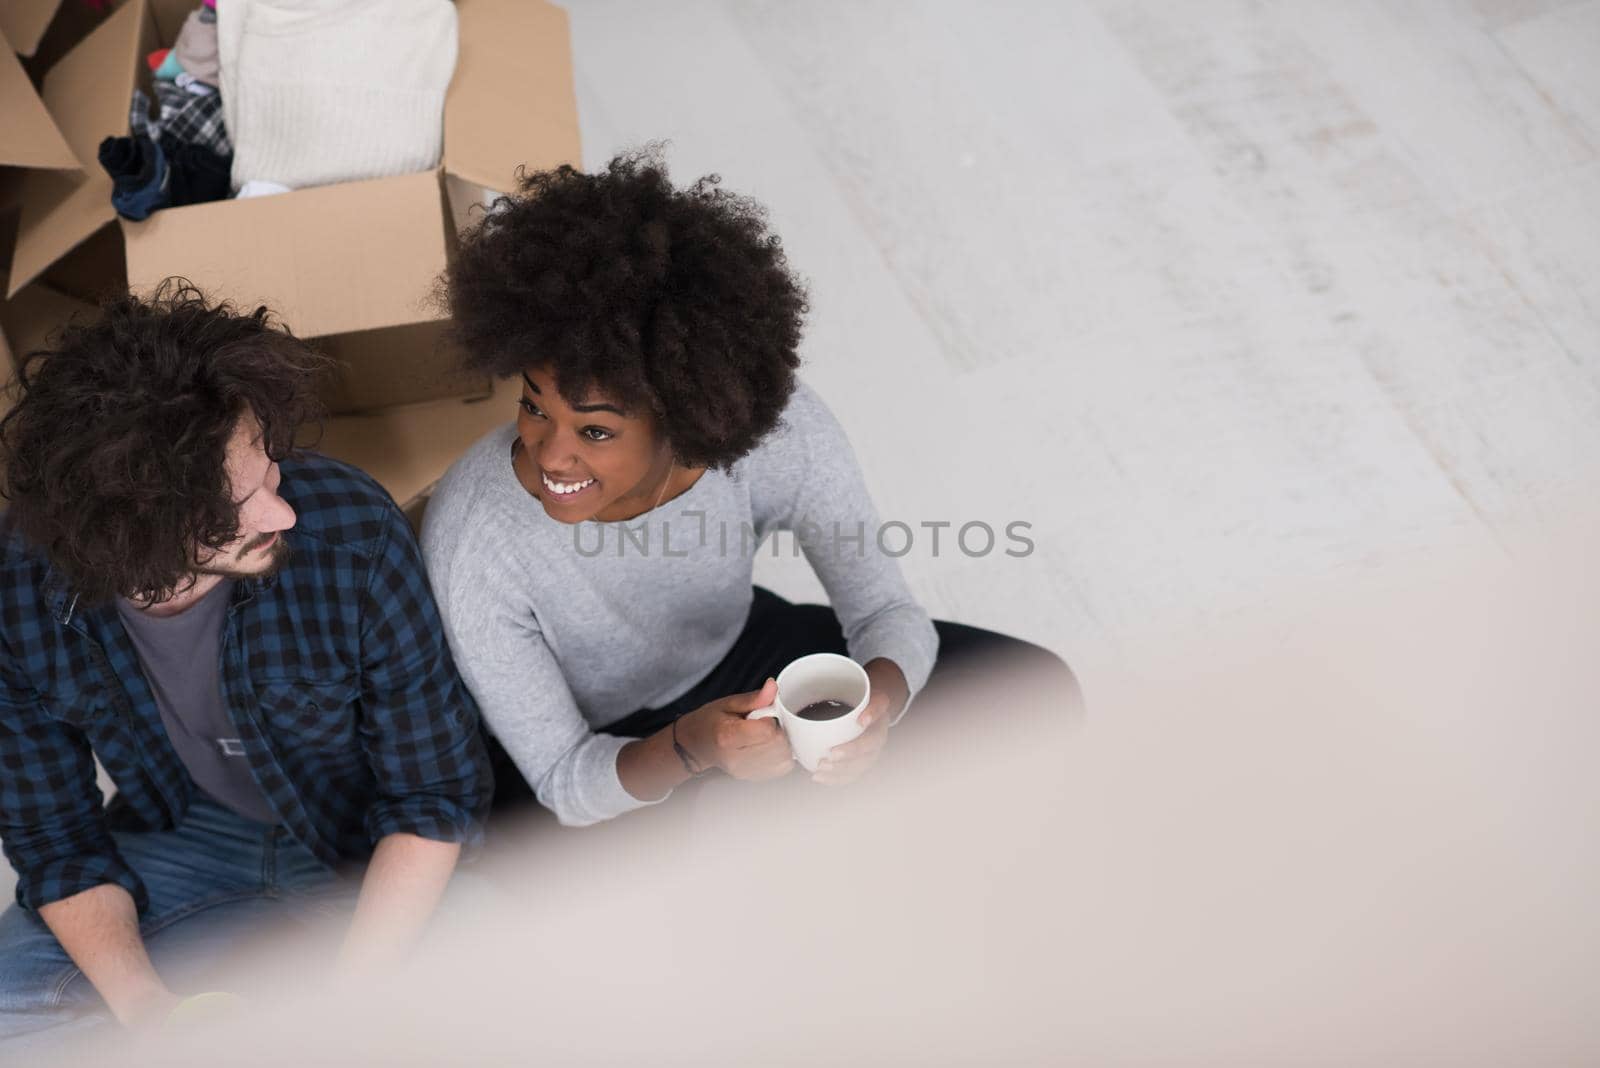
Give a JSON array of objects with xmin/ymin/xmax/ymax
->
[{"xmin": 561, "ymin": 0, "xmax": 1600, "ymax": 682}]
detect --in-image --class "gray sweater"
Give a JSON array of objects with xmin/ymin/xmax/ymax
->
[{"xmin": 421, "ymin": 383, "xmax": 938, "ymax": 826}]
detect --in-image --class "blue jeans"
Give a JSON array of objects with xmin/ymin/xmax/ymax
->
[{"xmin": 0, "ymin": 797, "xmax": 356, "ymax": 1051}]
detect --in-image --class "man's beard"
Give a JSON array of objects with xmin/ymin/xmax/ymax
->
[{"xmin": 196, "ymin": 534, "xmax": 292, "ymax": 580}]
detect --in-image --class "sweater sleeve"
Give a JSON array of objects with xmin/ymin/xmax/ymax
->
[
  {"xmin": 747, "ymin": 384, "xmax": 939, "ymax": 717},
  {"xmin": 423, "ymin": 523, "xmax": 658, "ymax": 828}
]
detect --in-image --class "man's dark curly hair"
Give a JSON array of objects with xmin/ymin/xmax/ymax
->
[
  {"xmin": 444, "ymin": 149, "xmax": 808, "ymax": 470},
  {"xmin": 0, "ymin": 280, "xmax": 331, "ymax": 605}
]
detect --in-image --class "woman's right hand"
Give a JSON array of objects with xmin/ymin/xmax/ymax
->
[{"xmin": 676, "ymin": 678, "xmax": 794, "ymax": 780}]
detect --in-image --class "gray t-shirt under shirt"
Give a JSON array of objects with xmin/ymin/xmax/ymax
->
[
  {"xmin": 116, "ymin": 579, "xmax": 278, "ymax": 824},
  {"xmin": 422, "ymin": 382, "xmax": 940, "ymax": 828}
]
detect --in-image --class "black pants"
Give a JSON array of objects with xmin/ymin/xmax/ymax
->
[{"xmin": 485, "ymin": 587, "xmax": 1082, "ymax": 812}]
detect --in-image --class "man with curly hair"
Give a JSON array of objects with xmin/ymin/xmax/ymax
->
[
  {"xmin": 423, "ymin": 151, "xmax": 1078, "ymax": 827},
  {"xmin": 0, "ymin": 284, "xmax": 491, "ymax": 1045}
]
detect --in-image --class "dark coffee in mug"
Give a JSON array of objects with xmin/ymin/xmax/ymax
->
[{"xmin": 796, "ymin": 698, "xmax": 855, "ymax": 722}]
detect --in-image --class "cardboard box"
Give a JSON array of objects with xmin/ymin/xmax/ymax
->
[
  {"xmin": 0, "ymin": 2, "xmax": 85, "ymax": 219},
  {"xmin": 314, "ymin": 374, "xmax": 523, "ymax": 528},
  {"xmin": 0, "ymin": 0, "xmax": 104, "ymax": 62},
  {"xmin": 1, "ymin": 0, "xmax": 579, "ymax": 505},
  {"xmin": 0, "ymin": 281, "xmax": 93, "ymax": 359},
  {"xmin": 0, "ymin": 0, "xmax": 67, "ymax": 59},
  {"xmin": 0, "ymin": 281, "xmax": 98, "ymax": 433},
  {"xmin": 0, "ymin": 29, "xmax": 75, "ymax": 173}
]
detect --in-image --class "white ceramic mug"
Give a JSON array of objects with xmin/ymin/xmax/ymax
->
[{"xmin": 748, "ymin": 653, "xmax": 871, "ymax": 772}]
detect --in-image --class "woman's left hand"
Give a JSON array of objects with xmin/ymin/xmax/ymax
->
[{"xmin": 812, "ymin": 658, "xmax": 908, "ymax": 785}]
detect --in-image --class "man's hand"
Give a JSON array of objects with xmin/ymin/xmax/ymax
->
[
  {"xmin": 38, "ymin": 883, "xmax": 179, "ymax": 1029},
  {"xmin": 164, "ymin": 991, "xmax": 245, "ymax": 1029},
  {"xmin": 813, "ymin": 658, "xmax": 909, "ymax": 786},
  {"xmin": 336, "ymin": 833, "xmax": 461, "ymax": 977}
]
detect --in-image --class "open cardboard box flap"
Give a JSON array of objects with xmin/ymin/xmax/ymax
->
[
  {"xmin": 446, "ymin": 0, "xmax": 579, "ymax": 191},
  {"xmin": 7, "ymin": 0, "xmax": 146, "ymax": 299},
  {"xmin": 0, "ymin": 27, "xmax": 78, "ymax": 172},
  {"xmin": 0, "ymin": 0, "xmax": 66, "ymax": 58}
]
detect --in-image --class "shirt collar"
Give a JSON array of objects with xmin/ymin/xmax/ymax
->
[{"xmin": 42, "ymin": 565, "xmax": 279, "ymax": 627}]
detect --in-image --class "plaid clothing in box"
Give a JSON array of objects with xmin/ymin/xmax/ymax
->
[
  {"xmin": 130, "ymin": 83, "xmax": 232, "ymax": 156},
  {"xmin": 0, "ymin": 454, "xmax": 492, "ymax": 913}
]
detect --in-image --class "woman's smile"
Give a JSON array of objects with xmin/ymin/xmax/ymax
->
[{"xmin": 540, "ymin": 468, "xmax": 598, "ymax": 501}]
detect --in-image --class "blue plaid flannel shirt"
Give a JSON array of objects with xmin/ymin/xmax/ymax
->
[{"xmin": 0, "ymin": 454, "xmax": 492, "ymax": 913}]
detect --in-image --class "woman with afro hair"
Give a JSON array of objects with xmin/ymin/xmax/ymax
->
[{"xmin": 421, "ymin": 151, "xmax": 1078, "ymax": 826}]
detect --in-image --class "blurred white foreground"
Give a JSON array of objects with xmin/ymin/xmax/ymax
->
[{"xmin": 46, "ymin": 504, "xmax": 1600, "ymax": 1066}]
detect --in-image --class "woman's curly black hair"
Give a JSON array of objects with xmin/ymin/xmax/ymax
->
[
  {"xmin": 0, "ymin": 280, "xmax": 331, "ymax": 605},
  {"xmin": 444, "ymin": 149, "xmax": 808, "ymax": 470}
]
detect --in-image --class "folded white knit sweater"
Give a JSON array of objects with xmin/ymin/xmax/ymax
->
[{"xmin": 218, "ymin": 0, "xmax": 458, "ymax": 191}]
